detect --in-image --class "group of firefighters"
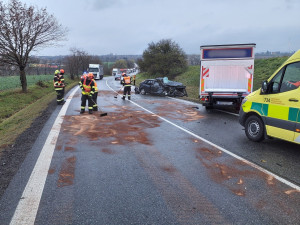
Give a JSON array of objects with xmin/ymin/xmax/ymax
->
[{"xmin": 53, "ymin": 70, "xmax": 134, "ymax": 114}]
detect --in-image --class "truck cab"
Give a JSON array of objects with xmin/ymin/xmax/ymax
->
[
  {"xmin": 239, "ymin": 50, "xmax": 300, "ymax": 144},
  {"xmin": 88, "ymin": 64, "xmax": 104, "ymax": 80}
]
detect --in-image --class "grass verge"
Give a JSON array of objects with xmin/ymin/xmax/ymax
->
[{"xmin": 0, "ymin": 77, "xmax": 79, "ymax": 155}]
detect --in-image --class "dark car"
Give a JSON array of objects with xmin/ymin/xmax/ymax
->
[
  {"xmin": 115, "ymin": 74, "xmax": 122, "ymax": 80},
  {"xmin": 137, "ymin": 77, "xmax": 188, "ymax": 97}
]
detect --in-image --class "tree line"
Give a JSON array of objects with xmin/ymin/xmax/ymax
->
[{"xmin": 0, "ymin": 0, "xmax": 194, "ymax": 92}]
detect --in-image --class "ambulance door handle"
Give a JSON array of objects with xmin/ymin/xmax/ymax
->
[{"xmin": 289, "ymin": 98, "xmax": 299, "ymax": 102}]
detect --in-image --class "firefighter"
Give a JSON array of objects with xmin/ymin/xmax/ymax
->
[
  {"xmin": 121, "ymin": 73, "xmax": 132, "ymax": 100},
  {"xmin": 91, "ymin": 73, "xmax": 99, "ymax": 111},
  {"xmin": 59, "ymin": 69, "xmax": 65, "ymax": 101},
  {"xmin": 79, "ymin": 72, "xmax": 95, "ymax": 114},
  {"xmin": 53, "ymin": 70, "xmax": 65, "ymax": 105},
  {"xmin": 81, "ymin": 71, "xmax": 87, "ymax": 80},
  {"xmin": 132, "ymin": 74, "xmax": 136, "ymax": 86}
]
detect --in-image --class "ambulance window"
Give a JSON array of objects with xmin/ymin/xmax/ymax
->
[
  {"xmin": 280, "ymin": 62, "xmax": 300, "ymax": 93},
  {"xmin": 268, "ymin": 68, "xmax": 283, "ymax": 94}
]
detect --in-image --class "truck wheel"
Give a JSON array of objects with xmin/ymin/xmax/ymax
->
[
  {"xmin": 140, "ymin": 88, "xmax": 146, "ymax": 95},
  {"xmin": 245, "ymin": 115, "xmax": 265, "ymax": 142}
]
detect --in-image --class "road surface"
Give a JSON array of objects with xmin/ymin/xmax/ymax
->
[{"xmin": 0, "ymin": 76, "xmax": 299, "ymax": 225}]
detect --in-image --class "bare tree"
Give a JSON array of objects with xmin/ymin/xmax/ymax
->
[
  {"xmin": 0, "ymin": 0, "xmax": 67, "ymax": 92},
  {"xmin": 65, "ymin": 48, "xmax": 102, "ymax": 79}
]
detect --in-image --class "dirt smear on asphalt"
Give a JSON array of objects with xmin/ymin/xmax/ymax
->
[
  {"xmin": 62, "ymin": 105, "xmax": 161, "ymax": 146},
  {"xmin": 57, "ymin": 156, "xmax": 76, "ymax": 187},
  {"xmin": 193, "ymin": 139, "xmax": 300, "ymax": 223},
  {"xmin": 153, "ymin": 100, "xmax": 205, "ymax": 122}
]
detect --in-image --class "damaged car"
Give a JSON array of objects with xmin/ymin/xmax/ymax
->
[{"xmin": 136, "ymin": 77, "xmax": 188, "ymax": 97}]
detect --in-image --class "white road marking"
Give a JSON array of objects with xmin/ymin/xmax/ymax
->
[
  {"xmin": 167, "ymin": 96, "xmax": 239, "ymax": 117},
  {"xmin": 10, "ymin": 87, "xmax": 79, "ymax": 225},
  {"xmin": 106, "ymin": 80, "xmax": 300, "ymax": 191}
]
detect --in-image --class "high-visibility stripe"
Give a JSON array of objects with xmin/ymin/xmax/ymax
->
[
  {"xmin": 248, "ymin": 74, "xmax": 252, "ymax": 92},
  {"xmin": 250, "ymin": 102, "xmax": 300, "ymax": 124},
  {"xmin": 201, "ymin": 79, "xmax": 204, "ymax": 92}
]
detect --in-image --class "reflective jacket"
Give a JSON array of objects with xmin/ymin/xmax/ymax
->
[
  {"xmin": 122, "ymin": 76, "xmax": 132, "ymax": 86},
  {"xmin": 79, "ymin": 77, "xmax": 95, "ymax": 95},
  {"xmin": 53, "ymin": 75, "xmax": 65, "ymax": 90}
]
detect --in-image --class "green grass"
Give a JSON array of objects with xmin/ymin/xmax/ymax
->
[
  {"xmin": 135, "ymin": 57, "xmax": 288, "ymax": 102},
  {"xmin": 253, "ymin": 56, "xmax": 288, "ymax": 91},
  {"xmin": 0, "ymin": 75, "xmax": 54, "ymax": 91},
  {"xmin": 0, "ymin": 76, "xmax": 79, "ymax": 153}
]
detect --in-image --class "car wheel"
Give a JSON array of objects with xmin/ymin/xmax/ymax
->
[
  {"xmin": 245, "ymin": 115, "xmax": 265, "ymax": 142},
  {"xmin": 140, "ymin": 88, "xmax": 146, "ymax": 95}
]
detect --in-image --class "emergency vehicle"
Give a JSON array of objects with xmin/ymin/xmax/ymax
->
[
  {"xmin": 199, "ymin": 44, "xmax": 256, "ymax": 109},
  {"xmin": 239, "ymin": 50, "xmax": 300, "ymax": 144}
]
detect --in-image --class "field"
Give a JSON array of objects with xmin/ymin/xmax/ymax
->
[{"xmin": 0, "ymin": 75, "xmax": 54, "ymax": 91}]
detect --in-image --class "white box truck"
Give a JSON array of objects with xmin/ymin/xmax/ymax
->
[
  {"xmin": 112, "ymin": 68, "xmax": 120, "ymax": 76},
  {"xmin": 88, "ymin": 64, "xmax": 104, "ymax": 80},
  {"xmin": 199, "ymin": 43, "xmax": 256, "ymax": 110}
]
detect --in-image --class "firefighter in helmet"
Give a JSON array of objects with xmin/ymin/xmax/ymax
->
[
  {"xmin": 90, "ymin": 73, "xmax": 99, "ymax": 111},
  {"xmin": 121, "ymin": 73, "xmax": 132, "ymax": 100},
  {"xmin": 79, "ymin": 72, "xmax": 95, "ymax": 114},
  {"xmin": 53, "ymin": 69, "xmax": 65, "ymax": 105},
  {"xmin": 59, "ymin": 69, "xmax": 65, "ymax": 100}
]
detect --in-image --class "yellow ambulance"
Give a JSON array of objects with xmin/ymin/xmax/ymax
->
[{"xmin": 239, "ymin": 50, "xmax": 300, "ymax": 144}]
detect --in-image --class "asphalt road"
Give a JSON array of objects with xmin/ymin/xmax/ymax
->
[{"xmin": 0, "ymin": 76, "xmax": 299, "ymax": 225}]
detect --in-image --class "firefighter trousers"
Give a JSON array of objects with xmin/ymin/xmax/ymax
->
[
  {"xmin": 92, "ymin": 92, "xmax": 98, "ymax": 111},
  {"xmin": 81, "ymin": 94, "xmax": 93, "ymax": 112},
  {"xmin": 123, "ymin": 86, "xmax": 131, "ymax": 100},
  {"xmin": 55, "ymin": 89, "xmax": 64, "ymax": 104}
]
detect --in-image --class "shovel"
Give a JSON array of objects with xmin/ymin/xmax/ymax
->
[
  {"xmin": 114, "ymin": 86, "xmax": 123, "ymax": 98},
  {"xmin": 90, "ymin": 98, "xmax": 107, "ymax": 117}
]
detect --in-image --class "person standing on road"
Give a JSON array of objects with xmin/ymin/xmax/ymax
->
[
  {"xmin": 79, "ymin": 73, "xmax": 95, "ymax": 114},
  {"xmin": 91, "ymin": 74, "xmax": 99, "ymax": 111},
  {"xmin": 121, "ymin": 73, "xmax": 132, "ymax": 100},
  {"xmin": 132, "ymin": 74, "xmax": 136, "ymax": 86},
  {"xmin": 59, "ymin": 69, "xmax": 65, "ymax": 101},
  {"xmin": 53, "ymin": 69, "xmax": 65, "ymax": 105}
]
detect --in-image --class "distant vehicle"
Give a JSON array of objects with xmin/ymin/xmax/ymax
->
[
  {"xmin": 138, "ymin": 77, "xmax": 188, "ymax": 97},
  {"xmin": 115, "ymin": 74, "xmax": 122, "ymax": 81},
  {"xmin": 239, "ymin": 49, "xmax": 300, "ymax": 144},
  {"xmin": 120, "ymin": 68, "xmax": 127, "ymax": 74},
  {"xmin": 199, "ymin": 43, "xmax": 256, "ymax": 110},
  {"xmin": 112, "ymin": 68, "xmax": 120, "ymax": 76},
  {"xmin": 88, "ymin": 64, "xmax": 104, "ymax": 80}
]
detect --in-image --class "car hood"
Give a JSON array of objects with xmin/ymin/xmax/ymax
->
[{"xmin": 164, "ymin": 81, "xmax": 185, "ymax": 87}]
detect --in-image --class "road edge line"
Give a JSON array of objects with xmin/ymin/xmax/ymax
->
[{"xmin": 9, "ymin": 86, "xmax": 79, "ymax": 225}]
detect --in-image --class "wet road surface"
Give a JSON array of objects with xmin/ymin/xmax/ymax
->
[{"xmin": 0, "ymin": 76, "xmax": 299, "ymax": 225}]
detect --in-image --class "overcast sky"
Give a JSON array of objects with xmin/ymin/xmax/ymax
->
[{"xmin": 6, "ymin": 0, "xmax": 300, "ymax": 56}]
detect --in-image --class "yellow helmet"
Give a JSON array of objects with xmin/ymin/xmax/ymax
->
[{"xmin": 55, "ymin": 70, "xmax": 60, "ymax": 75}]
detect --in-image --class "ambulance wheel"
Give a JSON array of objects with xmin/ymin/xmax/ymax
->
[{"xmin": 245, "ymin": 115, "xmax": 265, "ymax": 142}]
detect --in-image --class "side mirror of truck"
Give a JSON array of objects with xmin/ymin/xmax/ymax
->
[{"xmin": 261, "ymin": 81, "xmax": 268, "ymax": 94}]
